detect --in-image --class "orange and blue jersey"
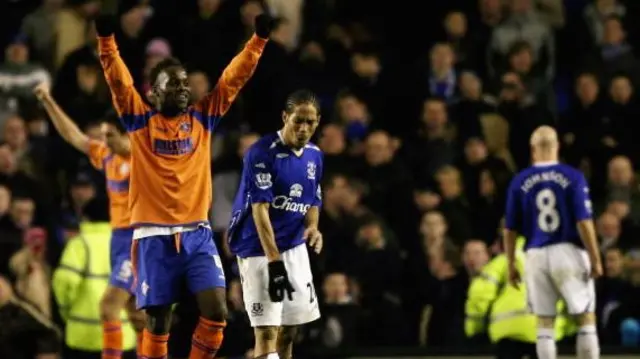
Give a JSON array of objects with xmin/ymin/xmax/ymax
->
[
  {"xmin": 97, "ymin": 34, "xmax": 267, "ymax": 228},
  {"xmin": 87, "ymin": 139, "xmax": 135, "ymax": 293},
  {"xmin": 87, "ymin": 140, "xmax": 131, "ymax": 229}
]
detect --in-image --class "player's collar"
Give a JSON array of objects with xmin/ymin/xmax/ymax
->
[
  {"xmin": 533, "ymin": 161, "xmax": 559, "ymax": 167},
  {"xmin": 277, "ymin": 130, "xmax": 304, "ymax": 157}
]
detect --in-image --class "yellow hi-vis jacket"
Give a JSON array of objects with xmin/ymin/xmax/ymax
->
[
  {"xmin": 464, "ymin": 237, "xmax": 573, "ymax": 343},
  {"xmin": 52, "ymin": 222, "xmax": 136, "ymax": 351}
]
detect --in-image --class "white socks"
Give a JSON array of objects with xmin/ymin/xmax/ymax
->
[
  {"xmin": 577, "ymin": 325, "xmax": 600, "ymax": 359},
  {"xmin": 265, "ymin": 353, "xmax": 280, "ymax": 359},
  {"xmin": 536, "ymin": 328, "xmax": 557, "ymax": 359}
]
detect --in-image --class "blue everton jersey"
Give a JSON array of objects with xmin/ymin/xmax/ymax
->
[
  {"xmin": 228, "ymin": 132, "xmax": 323, "ymax": 258},
  {"xmin": 505, "ymin": 162, "xmax": 593, "ymax": 250}
]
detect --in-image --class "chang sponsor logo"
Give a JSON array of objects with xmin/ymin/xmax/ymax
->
[{"xmin": 271, "ymin": 195, "xmax": 311, "ymax": 214}]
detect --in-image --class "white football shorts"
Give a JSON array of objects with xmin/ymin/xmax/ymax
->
[
  {"xmin": 237, "ymin": 243, "xmax": 321, "ymax": 327},
  {"xmin": 524, "ymin": 242, "xmax": 596, "ymax": 316}
]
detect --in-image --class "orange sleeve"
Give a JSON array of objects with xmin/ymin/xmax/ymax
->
[
  {"xmin": 98, "ymin": 35, "xmax": 153, "ymax": 132},
  {"xmin": 86, "ymin": 140, "xmax": 109, "ymax": 170},
  {"xmin": 193, "ymin": 35, "xmax": 268, "ymax": 131}
]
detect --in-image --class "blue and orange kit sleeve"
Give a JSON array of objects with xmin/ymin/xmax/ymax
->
[
  {"xmin": 194, "ymin": 34, "xmax": 268, "ymax": 131},
  {"xmin": 98, "ymin": 35, "xmax": 152, "ymax": 132}
]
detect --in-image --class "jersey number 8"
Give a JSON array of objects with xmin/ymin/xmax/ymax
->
[{"xmin": 536, "ymin": 189, "xmax": 560, "ymax": 232}]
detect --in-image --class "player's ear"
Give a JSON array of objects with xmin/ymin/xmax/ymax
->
[
  {"xmin": 148, "ymin": 87, "xmax": 161, "ymax": 107},
  {"xmin": 281, "ymin": 111, "xmax": 287, "ymax": 124}
]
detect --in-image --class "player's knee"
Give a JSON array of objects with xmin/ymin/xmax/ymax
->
[
  {"xmin": 144, "ymin": 305, "xmax": 173, "ymax": 335},
  {"xmin": 576, "ymin": 312, "xmax": 596, "ymax": 326},
  {"xmin": 255, "ymin": 326, "xmax": 279, "ymax": 344},
  {"xmin": 537, "ymin": 316, "xmax": 556, "ymax": 328},
  {"xmin": 126, "ymin": 300, "xmax": 146, "ymax": 332},
  {"xmin": 100, "ymin": 289, "xmax": 127, "ymax": 321},
  {"xmin": 197, "ymin": 288, "xmax": 228, "ymax": 322}
]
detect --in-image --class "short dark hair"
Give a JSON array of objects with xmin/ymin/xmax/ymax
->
[
  {"xmin": 284, "ymin": 89, "xmax": 320, "ymax": 114},
  {"xmin": 149, "ymin": 57, "xmax": 183, "ymax": 86}
]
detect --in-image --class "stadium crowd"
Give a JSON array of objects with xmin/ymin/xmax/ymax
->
[{"xmin": 2, "ymin": 0, "xmax": 640, "ymax": 358}]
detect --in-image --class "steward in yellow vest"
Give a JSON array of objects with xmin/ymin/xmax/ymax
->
[
  {"xmin": 465, "ymin": 237, "xmax": 575, "ymax": 358},
  {"xmin": 52, "ymin": 199, "xmax": 136, "ymax": 355}
]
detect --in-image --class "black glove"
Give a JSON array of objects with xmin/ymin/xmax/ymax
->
[
  {"xmin": 95, "ymin": 14, "xmax": 116, "ymax": 36},
  {"xmin": 254, "ymin": 14, "xmax": 275, "ymax": 39},
  {"xmin": 267, "ymin": 260, "xmax": 294, "ymax": 302}
]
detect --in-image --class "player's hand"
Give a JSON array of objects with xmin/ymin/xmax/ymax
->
[
  {"xmin": 33, "ymin": 83, "xmax": 50, "ymax": 101},
  {"xmin": 267, "ymin": 260, "xmax": 295, "ymax": 302},
  {"xmin": 590, "ymin": 261, "xmax": 603, "ymax": 279},
  {"xmin": 95, "ymin": 14, "xmax": 116, "ymax": 37},
  {"xmin": 303, "ymin": 227, "xmax": 323, "ymax": 254},
  {"xmin": 254, "ymin": 14, "xmax": 275, "ymax": 39},
  {"xmin": 507, "ymin": 263, "xmax": 521, "ymax": 289}
]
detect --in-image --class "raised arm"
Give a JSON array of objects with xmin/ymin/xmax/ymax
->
[
  {"xmin": 34, "ymin": 83, "xmax": 89, "ymax": 153},
  {"xmin": 95, "ymin": 15, "xmax": 151, "ymax": 132},
  {"xmin": 194, "ymin": 14, "xmax": 273, "ymax": 131}
]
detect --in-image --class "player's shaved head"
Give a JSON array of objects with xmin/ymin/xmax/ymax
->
[
  {"xmin": 530, "ymin": 126, "xmax": 559, "ymax": 163},
  {"xmin": 530, "ymin": 125, "xmax": 558, "ymax": 148}
]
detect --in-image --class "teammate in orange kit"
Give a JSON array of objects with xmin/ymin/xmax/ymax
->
[
  {"xmin": 95, "ymin": 13, "xmax": 273, "ymax": 359},
  {"xmin": 34, "ymin": 83, "xmax": 146, "ymax": 359}
]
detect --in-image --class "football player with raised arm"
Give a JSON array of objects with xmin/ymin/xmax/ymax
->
[
  {"xmin": 504, "ymin": 126, "xmax": 603, "ymax": 359},
  {"xmin": 95, "ymin": 13, "xmax": 273, "ymax": 359},
  {"xmin": 34, "ymin": 82, "xmax": 145, "ymax": 359}
]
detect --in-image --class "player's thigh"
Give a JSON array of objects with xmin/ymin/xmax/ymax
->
[
  {"xmin": 181, "ymin": 227, "xmax": 226, "ymax": 293},
  {"xmin": 237, "ymin": 255, "xmax": 283, "ymax": 327},
  {"xmin": 281, "ymin": 244, "xmax": 320, "ymax": 326},
  {"xmin": 110, "ymin": 229, "xmax": 136, "ymax": 294},
  {"xmin": 133, "ymin": 236, "xmax": 182, "ymax": 309},
  {"xmin": 548, "ymin": 243, "xmax": 596, "ymax": 315},
  {"xmin": 524, "ymin": 247, "xmax": 559, "ymax": 317}
]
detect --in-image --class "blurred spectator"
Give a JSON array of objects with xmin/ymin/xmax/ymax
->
[
  {"xmin": 583, "ymin": 0, "xmax": 627, "ymax": 47},
  {"xmin": 582, "ymin": 15, "xmax": 640, "ymax": 88},
  {"xmin": 403, "ymin": 97, "xmax": 457, "ymax": 185},
  {"xmin": 424, "ymin": 43, "xmax": 459, "ymax": 104},
  {"xmin": 496, "ymin": 71, "xmax": 553, "ymax": 170},
  {"xmin": 0, "ymin": 34, "xmax": 51, "ymax": 125},
  {"xmin": 54, "ymin": 0, "xmax": 101, "ymax": 69},
  {"xmin": 351, "ymin": 215, "xmax": 406, "ymax": 346},
  {"xmin": 312, "ymin": 272, "xmax": 361, "ymax": 349},
  {"xmin": 506, "ymin": 40, "xmax": 555, "ymax": 112},
  {"xmin": 0, "ymin": 275, "xmax": 62, "ymax": 359},
  {"xmin": 488, "ymin": 0, "xmax": 555, "ymax": 79},
  {"xmin": 443, "ymin": 11, "xmax": 477, "ymax": 70},
  {"xmin": 450, "ymin": 71, "xmax": 496, "ymax": 143},
  {"xmin": 333, "ymin": 91, "xmax": 372, "ymax": 154},
  {"xmin": 435, "ymin": 165, "xmax": 473, "ymax": 243},
  {"xmin": 422, "ymin": 241, "xmax": 467, "ymax": 347},
  {"xmin": 19, "ymin": 0, "xmax": 64, "ymax": 72},
  {"xmin": 142, "ymin": 37, "xmax": 172, "ymax": 95},
  {"xmin": 597, "ymin": 212, "xmax": 624, "ymax": 251},
  {"xmin": 357, "ymin": 130, "xmax": 413, "ymax": 242},
  {"xmin": 188, "ymin": 70, "xmax": 211, "ymax": 104},
  {"xmin": 462, "ymin": 239, "xmax": 490, "ymax": 277}
]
